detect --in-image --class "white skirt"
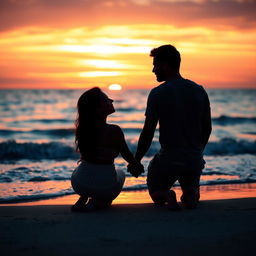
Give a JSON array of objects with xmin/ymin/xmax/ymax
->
[{"xmin": 71, "ymin": 161, "xmax": 125, "ymax": 200}]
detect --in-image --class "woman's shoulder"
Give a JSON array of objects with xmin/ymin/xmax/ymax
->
[
  {"xmin": 107, "ymin": 123, "xmax": 121, "ymax": 131},
  {"xmin": 106, "ymin": 123, "xmax": 124, "ymax": 136}
]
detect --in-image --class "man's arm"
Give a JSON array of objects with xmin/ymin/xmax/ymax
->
[
  {"xmin": 202, "ymin": 113, "xmax": 212, "ymax": 149},
  {"xmin": 202, "ymin": 95, "xmax": 212, "ymax": 149},
  {"xmin": 135, "ymin": 116, "xmax": 158, "ymax": 162}
]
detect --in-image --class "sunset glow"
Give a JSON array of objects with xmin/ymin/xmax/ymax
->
[
  {"xmin": 108, "ymin": 84, "xmax": 122, "ymax": 90},
  {"xmin": 0, "ymin": 0, "xmax": 256, "ymax": 89}
]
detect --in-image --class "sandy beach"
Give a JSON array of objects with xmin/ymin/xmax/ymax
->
[{"xmin": 1, "ymin": 184, "xmax": 256, "ymax": 256}]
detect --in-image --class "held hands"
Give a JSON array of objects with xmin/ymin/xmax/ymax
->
[{"xmin": 127, "ymin": 161, "xmax": 144, "ymax": 178}]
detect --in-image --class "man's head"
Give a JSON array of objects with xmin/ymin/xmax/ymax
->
[{"xmin": 150, "ymin": 45, "xmax": 181, "ymax": 82}]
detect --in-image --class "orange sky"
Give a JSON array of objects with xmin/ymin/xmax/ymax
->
[{"xmin": 0, "ymin": 0, "xmax": 256, "ymax": 89}]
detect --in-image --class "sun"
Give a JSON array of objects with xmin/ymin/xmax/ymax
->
[{"xmin": 108, "ymin": 84, "xmax": 122, "ymax": 91}]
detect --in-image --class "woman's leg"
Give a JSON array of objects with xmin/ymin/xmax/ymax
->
[
  {"xmin": 74, "ymin": 196, "xmax": 88, "ymax": 206},
  {"xmin": 110, "ymin": 169, "xmax": 125, "ymax": 201},
  {"xmin": 91, "ymin": 170, "xmax": 126, "ymax": 208}
]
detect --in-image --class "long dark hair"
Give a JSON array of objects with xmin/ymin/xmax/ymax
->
[{"xmin": 75, "ymin": 87, "xmax": 104, "ymax": 160}]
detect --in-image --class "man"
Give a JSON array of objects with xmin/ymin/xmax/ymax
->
[{"xmin": 135, "ymin": 45, "xmax": 212, "ymax": 210}]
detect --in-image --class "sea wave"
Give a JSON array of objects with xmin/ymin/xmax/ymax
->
[
  {"xmin": 116, "ymin": 107, "xmax": 140, "ymax": 112},
  {"xmin": 0, "ymin": 140, "xmax": 78, "ymax": 160},
  {"xmin": 127, "ymin": 138, "xmax": 256, "ymax": 156},
  {"xmin": 13, "ymin": 118, "xmax": 72, "ymax": 124},
  {"xmin": 1, "ymin": 115, "xmax": 255, "ymax": 137},
  {"xmin": 0, "ymin": 128, "xmax": 74, "ymax": 137},
  {"xmin": 0, "ymin": 127, "xmax": 143, "ymax": 137},
  {"xmin": 0, "ymin": 138, "xmax": 256, "ymax": 161},
  {"xmin": 212, "ymin": 115, "xmax": 256, "ymax": 125},
  {"xmin": 204, "ymin": 138, "xmax": 256, "ymax": 155}
]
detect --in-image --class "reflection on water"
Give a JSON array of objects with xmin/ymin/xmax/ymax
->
[
  {"xmin": 201, "ymin": 174, "xmax": 240, "ymax": 181},
  {"xmin": 1, "ymin": 183, "xmax": 255, "ymax": 206}
]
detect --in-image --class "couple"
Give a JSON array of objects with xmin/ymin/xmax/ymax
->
[{"xmin": 71, "ymin": 44, "xmax": 212, "ymax": 211}]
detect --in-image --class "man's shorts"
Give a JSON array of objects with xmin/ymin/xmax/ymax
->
[{"xmin": 147, "ymin": 152, "xmax": 202, "ymax": 193}]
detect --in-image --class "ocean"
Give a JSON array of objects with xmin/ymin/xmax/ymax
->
[{"xmin": 0, "ymin": 88, "xmax": 256, "ymax": 203}]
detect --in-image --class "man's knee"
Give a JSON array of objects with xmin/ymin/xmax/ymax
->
[{"xmin": 149, "ymin": 190, "xmax": 167, "ymax": 205}]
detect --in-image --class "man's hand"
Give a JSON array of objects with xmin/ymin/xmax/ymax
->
[{"xmin": 127, "ymin": 162, "xmax": 144, "ymax": 178}]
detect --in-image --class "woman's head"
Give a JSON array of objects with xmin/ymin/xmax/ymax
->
[
  {"xmin": 77, "ymin": 87, "xmax": 115, "ymax": 120},
  {"xmin": 75, "ymin": 87, "xmax": 115, "ymax": 158}
]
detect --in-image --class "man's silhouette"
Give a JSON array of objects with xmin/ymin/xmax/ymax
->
[{"xmin": 135, "ymin": 45, "xmax": 212, "ymax": 209}]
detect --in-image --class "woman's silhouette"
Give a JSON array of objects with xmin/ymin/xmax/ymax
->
[{"xmin": 71, "ymin": 87, "xmax": 143, "ymax": 211}]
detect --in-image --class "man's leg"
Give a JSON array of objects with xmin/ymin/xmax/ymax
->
[
  {"xmin": 180, "ymin": 187, "xmax": 199, "ymax": 209},
  {"xmin": 179, "ymin": 171, "xmax": 201, "ymax": 209},
  {"xmin": 147, "ymin": 167, "xmax": 180, "ymax": 209},
  {"xmin": 147, "ymin": 154, "xmax": 180, "ymax": 210},
  {"xmin": 147, "ymin": 162, "xmax": 171, "ymax": 205},
  {"xmin": 149, "ymin": 189, "xmax": 180, "ymax": 210},
  {"xmin": 148, "ymin": 190, "xmax": 168, "ymax": 205}
]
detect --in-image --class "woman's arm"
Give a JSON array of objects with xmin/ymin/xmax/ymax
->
[
  {"xmin": 117, "ymin": 126, "xmax": 137, "ymax": 164},
  {"xmin": 114, "ymin": 125, "xmax": 144, "ymax": 177}
]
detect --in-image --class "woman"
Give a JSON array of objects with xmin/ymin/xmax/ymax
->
[{"xmin": 71, "ymin": 87, "xmax": 143, "ymax": 211}]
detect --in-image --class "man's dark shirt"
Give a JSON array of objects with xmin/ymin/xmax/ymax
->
[{"xmin": 145, "ymin": 78, "xmax": 211, "ymax": 168}]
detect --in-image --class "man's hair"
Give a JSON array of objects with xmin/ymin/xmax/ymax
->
[{"xmin": 150, "ymin": 44, "xmax": 181, "ymax": 71}]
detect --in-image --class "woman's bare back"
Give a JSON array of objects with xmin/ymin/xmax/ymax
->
[{"xmin": 86, "ymin": 124, "xmax": 123, "ymax": 164}]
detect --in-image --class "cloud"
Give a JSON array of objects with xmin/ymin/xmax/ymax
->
[
  {"xmin": 1, "ymin": 0, "xmax": 255, "ymax": 88},
  {"xmin": 1, "ymin": 24, "xmax": 255, "ymax": 89},
  {"xmin": 0, "ymin": 0, "xmax": 256, "ymax": 32}
]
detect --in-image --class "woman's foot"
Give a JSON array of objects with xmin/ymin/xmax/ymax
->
[
  {"xmin": 71, "ymin": 199, "xmax": 95, "ymax": 212},
  {"xmin": 71, "ymin": 198, "xmax": 112, "ymax": 212},
  {"xmin": 71, "ymin": 196, "xmax": 89, "ymax": 212}
]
